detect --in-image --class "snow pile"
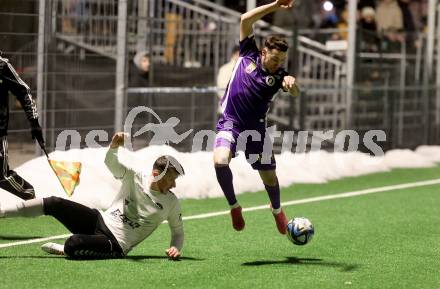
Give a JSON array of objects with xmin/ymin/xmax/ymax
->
[{"xmin": 0, "ymin": 145, "xmax": 439, "ymax": 209}]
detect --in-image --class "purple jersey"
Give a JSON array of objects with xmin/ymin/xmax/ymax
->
[{"xmin": 218, "ymin": 35, "xmax": 287, "ymax": 129}]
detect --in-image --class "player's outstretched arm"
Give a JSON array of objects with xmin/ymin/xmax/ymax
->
[
  {"xmin": 240, "ymin": 0, "xmax": 294, "ymax": 41},
  {"xmin": 167, "ymin": 204, "xmax": 184, "ymax": 260},
  {"xmin": 105, "ymin": 132, "xmax": 129, "ymax": 179},
  {"xmin": 282, "ymin": 75, "xmax": 300, "ymax": 97}
]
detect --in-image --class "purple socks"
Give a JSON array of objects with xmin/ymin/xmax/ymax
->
[
  {"xmin": 265, "ymin": 183, "xmax": 281, "ymax": 210},
  {"xmin": 215, "ymin": 165, "xmax": 237, "ymax": 206}
]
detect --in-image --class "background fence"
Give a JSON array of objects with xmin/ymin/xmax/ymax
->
[{"xmin": 1, "ymin": 0, "xmax": 440, "ymax": 167}]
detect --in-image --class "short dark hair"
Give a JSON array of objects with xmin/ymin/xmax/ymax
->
[
  {"xmin": 153, "ymin": 155, "xmax": 185, "ymax": 176},
  {"xmin": 264, "ymin": 35, "xmax": 288, "ymax": 52}
]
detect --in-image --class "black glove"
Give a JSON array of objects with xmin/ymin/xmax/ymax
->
[{"xmin": 30, "ymin": 119, "xmax": 45, "ymax": 147}]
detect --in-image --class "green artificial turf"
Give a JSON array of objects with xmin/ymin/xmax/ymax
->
[{"xmin": 0, "ymin": 165, "xmax": 439, "ymax": 289}]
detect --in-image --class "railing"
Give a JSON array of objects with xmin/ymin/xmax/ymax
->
[
  {"xmin": 54, "ymin": 0, "xmax": 118, "ymax": 58},
  {"xmin": 126, "ymin": 86, "xmax": 217, "ymax": 151},
  {"xmin": 53, "ymin": 0, "xmax": 296, "ymax": 68},
  {"xmin": 53, "ymin": 0, "xmax": 239, "ymax": 67},
  {"xmin": 145, "ymin": 0, "xmax": 237, "ymax": 67},
  {"xmin": 295, "ymin": 34, "xmax": 347, "ymax": 131}
]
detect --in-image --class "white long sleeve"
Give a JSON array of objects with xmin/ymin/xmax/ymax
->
[
  {"xmin": 104, "ymin": 148, "xmax": 127, "ymax": 179},
  {"xmin": 168, "ymin": 201, "xmax": 184, "ymax": 251}
]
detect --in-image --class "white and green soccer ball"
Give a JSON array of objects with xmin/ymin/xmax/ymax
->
[{"xmin": 286, "ymin": 217, "xmax": 314, "ymax": 246}]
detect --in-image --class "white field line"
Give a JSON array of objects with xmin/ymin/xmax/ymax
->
[
  {"xmin": 1, "ymin": 178, "xmax": 440, "ymax": 249},
  {"xmin": 0, "ymin": 234, "xmax": 72, "ymax": 249}
]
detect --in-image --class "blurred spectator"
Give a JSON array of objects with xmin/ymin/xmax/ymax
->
[
  {"xmin": 376, "ymin": 0, "xmax": 404, "ymax": 51},
  {"xmin": 61, "ymin": 0, "xmax": 75, "ymax": 34},
  {"xmin": 408, "ymin": 0, "xmax": 427, "ymax": 32},
  {"xmin": 129, "ymin": 50, "xmax": 150, "ymax": 87},
  {"xmin": 164, "ymin": 13, "xmax": 182, "ymax": 64},
  {"xmin": 382, "ymin": 28, "xmax": 404, "ymax": 52},
  {"xmin": 335, "ymin": 8, "xmax": 348, "ymax": 40},
  {"xmin": 216, "ymin": 45, "xmax": 239, "ymax": 108},
  {"xmin": 73, "ymin": 0, "xmax": 89, "ymax": 33},
  {"xmin": 398, "ymin": 0, "xmax": 417, "ymax": 50},
  {"xmin": 398, "ymin": 0, "xmax": 416, "ymax": 32},
  {"xmin": 360, "ymin": 7, "xmax": 377, "ymax": 32},
  {"xmin": 359, "ymin": 6, "xmax": 379, "ymax": 51},
  {"xmin": 376, "ymin": 0, "xmax": 403, "ymax": 32}
]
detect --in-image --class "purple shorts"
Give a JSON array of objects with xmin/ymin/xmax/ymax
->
[{"xmin": 215, "ymin": 119, "xmax": 276, "ymax": 171}]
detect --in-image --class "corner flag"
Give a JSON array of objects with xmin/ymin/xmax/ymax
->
[
  {"xmin": 48, "ymin": 159, "xmax": 82, "ymax": 197},
  {"xmin": 39, "ymin": 144, "xmax": 82, "ymax": 197}
]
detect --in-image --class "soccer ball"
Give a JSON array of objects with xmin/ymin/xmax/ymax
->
[{"xmin": 286, "ymin": 217, "xmax": 314, "ymax": 246}]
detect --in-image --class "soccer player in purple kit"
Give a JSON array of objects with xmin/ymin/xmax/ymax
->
[{"xmin": 214, "ymin": 0, "xmax": 299, "ymax": 235}]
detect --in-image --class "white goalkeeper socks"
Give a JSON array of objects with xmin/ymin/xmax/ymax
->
[{"xmin": 0, "ymin": 198, "xmax": 44, "ymax": 218}]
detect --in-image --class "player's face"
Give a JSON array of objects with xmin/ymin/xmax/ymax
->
[
  {"xmin": 140, "ymin": 56, "xmax": 150, "ymax": 72},
  {"xmin": 261, "ymin": 48, "xmax": 287, "ymax": 74},
  {"xmin": 156, "ymin": 169, "xmax": 179, "ymax": 192}
]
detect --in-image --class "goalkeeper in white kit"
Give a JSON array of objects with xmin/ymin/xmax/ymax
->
[{"xmin": 0, "ymin": 132, "xmax": 185, "ymax": 259}]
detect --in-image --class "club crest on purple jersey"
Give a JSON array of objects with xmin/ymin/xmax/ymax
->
[{"xmin": 265, "ymin": 76, "xmax": 275, "ymax": 86}]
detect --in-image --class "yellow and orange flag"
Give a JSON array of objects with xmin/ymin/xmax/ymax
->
[
  {"xmin": 48, "ymin": 160, "xmax": 82, "ymax": 197},
  {"xmin": 38, "ymin": 144, "xmax": 82, "ymax": 197}
]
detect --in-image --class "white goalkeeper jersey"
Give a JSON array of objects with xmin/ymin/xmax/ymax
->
[{"xmin": 101, "ymin": 148, "xmax": 184, "ymax": 255}]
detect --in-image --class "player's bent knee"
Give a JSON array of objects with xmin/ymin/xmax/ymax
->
[
  {"xmin": 64, "ymin": 235, "xmax": 82, "ymax": 258},
  {"xmin": 213, "ymin": 149, "xmax": 231, "ymax": 165},
  {"xmin": 214, "ymin": 155, "xmax": 230, "ymax": 166},
  {"xmin": 42, "ymin": 196, "xmax": 63, "ymax": 215}
]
